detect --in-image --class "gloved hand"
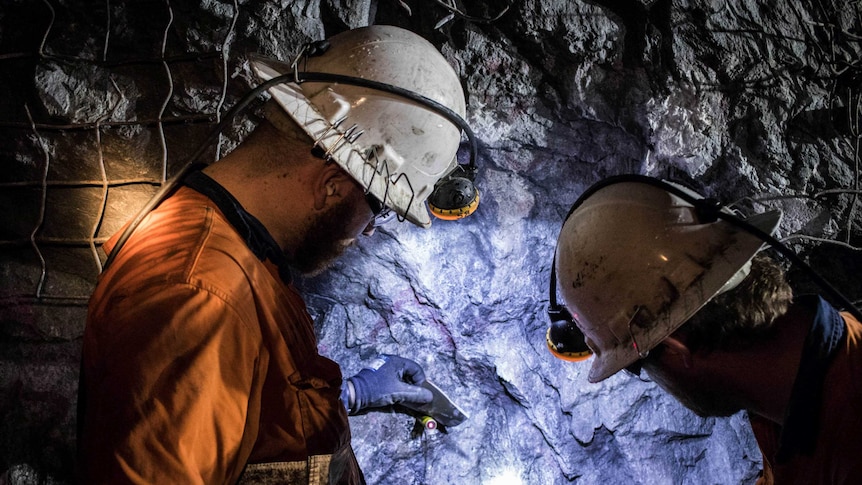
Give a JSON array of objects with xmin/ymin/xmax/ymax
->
[{"xmin": 341, "ymin": 354, "xmax": 434, "ymax": 415}]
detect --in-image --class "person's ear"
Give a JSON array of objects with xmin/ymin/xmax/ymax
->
[
  {"xmin": 312, "ymin": 163, "xmax": 351, "ymax": 210},
  {"xmin": 661, "ymin": 335, "xmax": 693, "ymax": 369}
]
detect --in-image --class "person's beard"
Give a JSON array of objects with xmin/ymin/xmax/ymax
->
[
  {"xmin": 642, "ymin": 359, "xmax": 742, "ymax": 418},
  {"xmin": 292, "ymin": 197, "xmax": 359, "ymax": 276}
]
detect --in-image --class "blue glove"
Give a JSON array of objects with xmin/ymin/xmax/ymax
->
[{"xmin": 342, "ymin": 355, "xmax": 434, "ymax": 415}]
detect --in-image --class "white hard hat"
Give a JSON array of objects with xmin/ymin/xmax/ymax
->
[
  {"xmin": 554, "ymin": 177, "xmax": 781, "ymax": 382},
  {"xmin": 249, "ymin": 25, "xmax": 469, "ymax": 228}
]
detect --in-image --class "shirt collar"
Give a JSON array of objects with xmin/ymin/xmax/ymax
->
[
  {"xmin": 776, "ymin": 294, "xmax": 846, "ymax": 462},
  {"xmin": 183, "ymin": 170, "xmax": 293, "ymax": 284}
]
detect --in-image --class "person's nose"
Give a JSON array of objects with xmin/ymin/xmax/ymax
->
[{"xmin": 362, "ymin": 221, "xmax": 376, "ymax": 237}]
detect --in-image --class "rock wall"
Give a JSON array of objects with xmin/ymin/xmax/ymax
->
[{"xmin": 1, "ymin": 0, "xmax": 860, "ymax": 484}]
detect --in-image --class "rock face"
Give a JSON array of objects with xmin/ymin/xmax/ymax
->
[{"xmin": 1, "ymin": 0, "xmax": 860, "ymax": 484}]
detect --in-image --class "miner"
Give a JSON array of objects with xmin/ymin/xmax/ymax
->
[
  {"xmin": 78, "ymin": 25, "xmax": 477, "ymax": 484},
  {"xmin": 547, "ymin": 175, "xmax": 862, "ymax": 484}
]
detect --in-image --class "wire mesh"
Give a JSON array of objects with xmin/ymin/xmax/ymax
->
[
  {"xmin": 0, "ymin": 0, "xmax": 240, "ymax": 307},
  {"xmin": 732, "ymin": 0, "xmax": 862, "ymax": 249}
]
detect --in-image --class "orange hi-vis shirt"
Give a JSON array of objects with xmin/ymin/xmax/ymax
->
[
  {"xmin": 78, "ymin": 180, "xmax": 363, "ymax": 484},
  {"xmin": 751, "ymin": 296, "xmax": 862, "ymax": 484}
]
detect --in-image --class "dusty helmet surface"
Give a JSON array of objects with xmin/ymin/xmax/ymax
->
[
  {"xmin": 250, "ymin": 25, "xmax": 467, "ymax": 227},
  {"xmin": 554, "ymin": 179, "xmax": 781, "ymax": 382}
]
